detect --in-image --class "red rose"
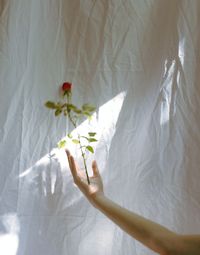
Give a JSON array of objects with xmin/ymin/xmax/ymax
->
[{"xmin": 62, "ymin": 82, "xmax": 72, "ymax": 91}]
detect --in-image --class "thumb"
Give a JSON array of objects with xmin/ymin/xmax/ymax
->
[{"xmin": 92, "ymin": 160, "xmax": 100, "ymax": 177}]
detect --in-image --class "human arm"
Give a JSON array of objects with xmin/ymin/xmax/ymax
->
[{"xmin": 66, "ymin": 150, "xmax": 200, "ymax": 255}]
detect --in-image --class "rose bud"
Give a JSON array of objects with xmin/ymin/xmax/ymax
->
[{"xmin": 62, "ymin": 82, "xmax": 72, "ymax": 91}]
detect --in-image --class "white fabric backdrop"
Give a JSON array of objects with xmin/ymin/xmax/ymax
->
[{"xmin": 0, "ymin": 0, "xmax": 200, "ymax": 254}]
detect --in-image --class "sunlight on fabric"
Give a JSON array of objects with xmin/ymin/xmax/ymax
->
[
  {"xmin": 19, "ymin": 152, "xmax": 53, "ymax": 178},
  {"xmin": 19, "ymin": 148, "xmax": 63, "ymax": 197},
  {"xmin": 56, "ymin": 91, "xmax": 126, "ymax": 171},
  {"xmin": 0, "ymin": 214, "xmax": 20, "ymax": 255},
  {"xmin": 78, "ymin": 221, "xmax": 115, "ymax": 255},
  {"xmin": 160, "ymin": 60, "xmax": 176, "ymax": 125},
  {"xmin": 19, "ymin": 91, "xmax": 126, "ymax": 180},
  {"xmin": 97, "ymin": 91, "xmax": 126, "ymax": 132},
  {"xmin": 178, "ymin": 37, "xmax": 185, "ymax": 66}
]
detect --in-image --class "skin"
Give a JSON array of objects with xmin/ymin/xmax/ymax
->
[{"xmin": 66, "ymin": 150, "xmax": 200, "ymax": 255}]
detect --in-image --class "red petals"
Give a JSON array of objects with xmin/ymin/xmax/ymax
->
[{"xmin": 62, "ymin": 82, "xmax": 72, "ymax": 91}]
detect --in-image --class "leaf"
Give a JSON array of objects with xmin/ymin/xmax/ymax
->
[
  {"xmin": 73, "ymin": 108, "xmax": 82, "ymax": 114},
  {"xmin": 88, "ymin": 138, "xmax": 98, "ymax": 143},
  {"xmin": 82, "ymin": 104, "xmax": 96, "ymax": 112},
  {"xmin": 88, "ymin": 132, "xmax": 96, "ymax": 137},
  {"xmin": 83, "ymin": 111, "xmax": 91, "ymax": 117},
  {"xmin": 86, "ymin": 145, "xmax": 94, "ymax": 153},
  {"xmin": 72, "ymin": 139, "xmax": 80, "ymax": 144},
  {"xmin": 80, "ymin": 136, "xmax": 89, "ymax": 141},
  {"xmin": 57, "ymin": 140, "xmax": 67, "ymax": 148},
  {"xmin": 55, "ymin": 109, "xmax": 62, "ymax": 116},
  {"xmin": 68, "ymin": 133, "xmax": 73, "ymax": 138},
  {"xmin": 45, "ymin": 101, "xmax": 57, "ymax": 109},
  {"xmin": 67, "ymin": 104, "xmax": 77, "ymax": 110},
  {"xmin": 67, "ymin": 104, "xmax": 82, "ymax": 114},
  {"xmin": 87, "ymin": 115, "xmax": 92, "ymax": 121},
  {"xmin": 83, "ymin": 111, "xmax": 93, "ymax": 121}
]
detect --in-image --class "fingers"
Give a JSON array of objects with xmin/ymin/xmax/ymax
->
[
  {"xmin": 66, "ymin": 150, "xmax": 79, "ymax": 182},
  {"xmin": 66, "ymin": 150, "xmax": 72, "ymax": 169},
  {"xmin": 66, "ymin": 151, "xmax": 89, "ymax": 191},
  {"xmin": 92, "ymin": 160, "xmax": 100, "ymax": 177},
  {"xmin": 66, "ymin": 150, "xmax": 99, "ymax": 189}
]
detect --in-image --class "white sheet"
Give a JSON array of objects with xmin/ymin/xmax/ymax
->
[{"xmin": 0, "ymin": 0, "xmax": 200, "ymax": 254}]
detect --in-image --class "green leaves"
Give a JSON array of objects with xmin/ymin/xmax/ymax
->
[
  {"xmin": 68, "ymin": 133, "xmax": 73, "ymax": 138},
  {"xmin": 81, "ymin": 104, "xmax": 96, "ymax": 120},
  {"xmin": 45, "ymin": 101, "xmax": 57, "ymax": 109},
  {"xmin": 58, "ymin": 140, "xmax": 67, "ymax": 148},
  {"xmin": 45, "ymin": 100, "xmax": 96, "ymax": 123},
  {"xmin": 55, "ymin": 109, "xmax": 62, "ymax": 116},
  {"xmin": 45, "ymin": 96, "xmax": 97, "ymax": 159},
  {"xmin": 79, "ymin": 134, "xmax": 96, "ymax": 154},
  {"xmin": 86, "ymin": 145, "xmax": 94, "ymax": 153},
  {"xmin": 80, "ymin": 136, "xmax": 97, "ymax": 142},
  {"xmin": 82, "ymin": 104, "xmax": 96, "ymax": 112},
  {"xmin": 88, "ymin": 138, "xmax": 97, "ymax": 142},
  {"xmin": 66, "ymin": 104, "xmax": 77, "ymax": 111},
  {"xmin": 67, "ymin": 103, "xmax": 95, "ymax": 118},
  {"xmin": 88, "ymin": 132, "xmax": 96, "ymax": 137},
  {"xmin": 72, "ymin": 139, "xmax": 80, "ymax": 144},
  {"xmin": 45, "ymin": 101, "xmax": 63, "ymax": 116}
]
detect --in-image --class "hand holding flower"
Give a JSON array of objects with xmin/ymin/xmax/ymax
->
[{"xmin": 66, "ymin": 150, "xmax": 104, "ymax": 206}]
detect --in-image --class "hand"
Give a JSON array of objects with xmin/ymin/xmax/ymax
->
[{"xmin": 66, "ymin": 150, "xmax": 104, "ymax": 206}]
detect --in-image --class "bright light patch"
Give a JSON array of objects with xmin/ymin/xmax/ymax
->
[
  {"xmin": 0, "ymin": 214, "xmax": 20, "ymax": 255},
  {"xmin": 19, "ymin": 152, "xmax": 52, "ymax": 178},
  {"xmin": 19, "ymin": 91, "xmax": 126, "ymax": 184},
  {"xmin": 160, "ymin": 60, "xmax": 176, "ymax": 125},
  {"xmin": 178, "ymin": 37, "xmax": 185, "ymax": 66},
  {"xmin": 77, "ymin": 220, "xmax": 115, "ymax": 254},
  {"xmin": 97, "ymin": 91, "xmax": 126, "ymax": 131},
  {"xmin": 57, "ymin": 91, "xmax": 126, "ymax": 171},
  {"xmin": 0, "ymin": 234, "xmax": 19, "ymax": 255}
]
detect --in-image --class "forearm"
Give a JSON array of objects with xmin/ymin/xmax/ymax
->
[
  {"xmin": 93, "ymin": 194, "xmax": 177, "ymax": 254},
  {"xmin": 66, "ymin": 151, "xmax": 200, "ymax": 255}
]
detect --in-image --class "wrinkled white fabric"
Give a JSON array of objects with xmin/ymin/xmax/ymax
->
[{"xmin": 0, "ymin": 0, "xmax": 200, "ymax": 254}]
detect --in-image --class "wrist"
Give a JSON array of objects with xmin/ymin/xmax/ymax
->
[{"xmin": 91, "ymin": 193, "xmax": 107, "ymax": 208}]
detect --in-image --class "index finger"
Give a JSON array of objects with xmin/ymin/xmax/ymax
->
[
  {"xmin": 65, "ymin": 150, "xmax": 79, "ymax": 182},
  {"xmin": 66, "ymin": 150, "xmax": 72, "ymax": 169}
]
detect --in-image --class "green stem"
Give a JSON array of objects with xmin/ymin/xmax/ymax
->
[
  {"xmin": 66, "ymin": 96, "xmax": 90, "ymax": 185},
  {"xmin": 78, "ymin": 134, "xmax": 90, "ymax": 185},
  {"xmin": 68, "ymin": 112, "xmax": 77, "ymax": 129}
]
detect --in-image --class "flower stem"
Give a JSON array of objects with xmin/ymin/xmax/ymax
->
[
  {"xmin": 66, "ymin": 96, "xmax": 90, "ymax": 185},
  {"xmin": 78, "ymin": 134, "xmax": 90, "ymax": 185}
]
